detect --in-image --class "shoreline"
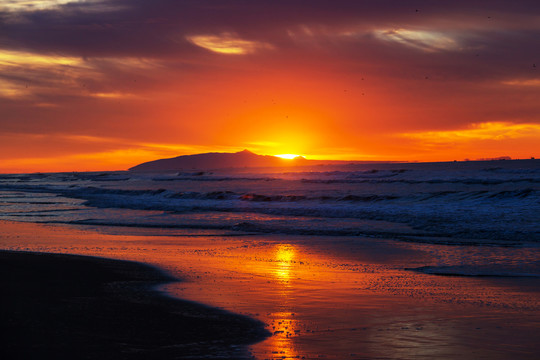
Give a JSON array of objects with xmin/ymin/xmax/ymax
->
[{"xmin": 0, "ymin": 250, "xmax": 269, "ymax": 359}]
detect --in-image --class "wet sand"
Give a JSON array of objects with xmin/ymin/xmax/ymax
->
[
  {"xmin": 0, "ymin": 250, "xmax": 268, "ymax": 359},
  {"xmin": 1, "ymin": 220, "xmax": 539, "ymax": 359}
]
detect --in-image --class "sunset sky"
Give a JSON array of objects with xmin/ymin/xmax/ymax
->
[{"xmin": 1, "ymin": 0, "xmax": 539, "ymax": 172}]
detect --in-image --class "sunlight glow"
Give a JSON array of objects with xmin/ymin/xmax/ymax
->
[{"xmin": 275, "ymin": 154, "xmax": 302, "ymax": 159}]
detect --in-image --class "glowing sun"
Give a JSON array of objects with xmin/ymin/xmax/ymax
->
[{"xmin": 275, "ymin": 154, "xmax": 302, "ymax": 159}]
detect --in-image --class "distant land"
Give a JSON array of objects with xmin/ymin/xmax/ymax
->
[
  {"xmin": 128, "ymin": 150, "xmax": 531, "ymax": 172},
  {"xmin": 129, "ymin": 149, "xmax": 310, "ymax": 172},
  {"xmin": 129, "ymin": 149, "xmax": 400, "ymax": 172}
]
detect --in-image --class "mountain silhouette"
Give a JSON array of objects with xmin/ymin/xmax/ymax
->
[{"xmin": 129, "ymin": 149, "xmax": 308, "ymax": 172}]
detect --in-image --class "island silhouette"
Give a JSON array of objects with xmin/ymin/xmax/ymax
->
[{"xmin": 129, "ymin": 149, "xmax": 308, "ymax": 172}]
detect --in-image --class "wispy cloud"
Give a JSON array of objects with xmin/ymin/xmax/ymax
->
[
  {"xmin": 0, "ymin": 48, "xmax": 163, "ymax": 100},
  {"xmin": 0, "ymin": 50, "xmax": 86, "ymax": 98},
  {"xmin": 374, "ymin": 29, "xmax": 459, "ymax": 52},
  {"xmin": 0, "ymin": 49, "xmax": 82, "ymax": 67},
  {"xmin": 186, "ymin": 33, "xmax": 273, "ymax": 55},
  {"xmin": 0, "ymin": 0, "xmax": 79, "ymax": 12},
  {"xmin": 401, "ymin": 122, "xmax": 540, "ymax": 142},
  {"xmin": 502, "ymin": 79, "xmax": 540, "ymax": 86},
  {"xmin": 90, "ymin": 92, "xmax": 139, "ymax": 99}
]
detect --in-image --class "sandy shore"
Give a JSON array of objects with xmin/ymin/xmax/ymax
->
[
  {"xmin": 0, "ymin": 250, "xmax": 269, "ymax": 359},
  {"xmin": 1, "ymin": 221, "xmax": 538, "ymax": 359}
]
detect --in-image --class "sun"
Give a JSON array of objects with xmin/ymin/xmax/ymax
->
[{"xmin": 275, "ymin": 154, "xmax": 302, "ymax": 159}]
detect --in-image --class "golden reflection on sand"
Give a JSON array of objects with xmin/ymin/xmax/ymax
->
[
  {"xmin": 268, "ymin": 311, "xmax": 300, "ymax": 360},
  {"xmin": 273, "ymin": 244, "xmax": 295, "ymax": 284},
  {"xmin": 266, "ymin": 244, "xmax": 300, "ymax": 359}
]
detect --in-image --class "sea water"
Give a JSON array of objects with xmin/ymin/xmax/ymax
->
[{"xmin": 1, "ymin": 160, "xmax": 538, "ymax": 248}]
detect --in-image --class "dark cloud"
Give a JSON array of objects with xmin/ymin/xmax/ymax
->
[
  {"xmin": 1, "ymin": 0, "xmax": 537, "ymax": 95},
  {"xmin": 2, "ymin": 0, "xmax": 540, "ymax": 57}
]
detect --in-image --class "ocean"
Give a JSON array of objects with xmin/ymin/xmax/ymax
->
[{"xmin": 1, "ymin": 159, "xmax": 539, "ymax": 359}]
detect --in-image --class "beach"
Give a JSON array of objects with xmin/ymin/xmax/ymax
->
[
  {"xmin": 0, "ymin": 162, "xmax": 539, "ymax": 359},
  {"xmin": 1, "ymin": 220, "xmax": 539, "ymax": 359},
  {"xmin": 1, "ymin": 248, "xmax": 268, "ymax": 359},
  {"xmin": 2, "ymin": 0, "xmax": 540, "ymax": 358}
]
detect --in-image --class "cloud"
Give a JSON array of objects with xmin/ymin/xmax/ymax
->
[
  {"xmin": 0, "ymin": 49, "xmax": 87, "ymax": 98},
  {"xmin": 502, "ymin": 79, "xmax": 540, "ymax": 86},
  {"xmin": 0, "ymin": 47, "xmax": 166, "ymax": 101},
  {"xmin": 90, "ymin": 92, "xmax": 139, "ymax": 99},
  {"xmin": 374, "ymin": 29, "xmax": 459, "ymax": 52},
  {"xmin": 186, "ymin": 33, "xmax": 273, "ymax": 54},
  {"xmin": 0, "ymin": 49, "xmax": 82, "ymax": 66},
  {"xmin": 0, "ymin": 0, "xmax": 79, "ymax": 12},
  {"xmin": 401, "ymin": 122, "xmax": 540, "ymax": 143}
]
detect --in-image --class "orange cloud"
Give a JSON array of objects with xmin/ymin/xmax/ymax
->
[
  {"xmin": 395, "ymin": 122, "xmax": 540, "ymax": 161},
  {"xmin": 401, "ymin": 122, "xmax": 540, "ymax": 142},
  {"xmin": 502, "ymin": 79, "xmax": 540, "ymax": 87}
]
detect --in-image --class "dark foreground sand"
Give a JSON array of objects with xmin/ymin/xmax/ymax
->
[{"xmin": 0, "ymin": 250, "xmax": 269, "ymax": 360}]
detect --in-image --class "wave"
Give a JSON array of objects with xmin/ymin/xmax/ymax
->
[
  {"xmin": 2, "ymin": 181, "xmax": 539, "ymax": 215},
  {"xmin": 153, "ymin": 175, "xmax": 278, "ymax": 182},
  {"xmin": 58, "ymin": 186, "xmax": 540, "ymax": 203},
  {"xmin": 1, "ymin": 162, "xmax": 539, "ymax": 246}
]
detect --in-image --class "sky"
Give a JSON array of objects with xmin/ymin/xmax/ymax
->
[{"xmin": 1, "ymin": 0, "xmax": 539, "ymax": 172}]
